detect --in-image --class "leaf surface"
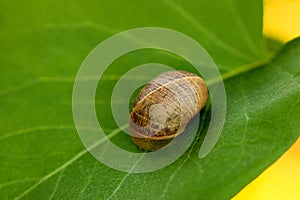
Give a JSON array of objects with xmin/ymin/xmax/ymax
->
[{"xmin": 0, "ymin": 0, "xmax": 299, "ymax": 199}]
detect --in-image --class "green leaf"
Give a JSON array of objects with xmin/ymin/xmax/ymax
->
[{"xmin": 0, "ymin": 0, "xmax": 299, "ymax": 199}]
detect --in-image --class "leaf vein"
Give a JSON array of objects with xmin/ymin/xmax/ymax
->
[
  {"xmin": 161, "ymin": 0, "xmax": 254, "ymax": 61},
  {"xmin": 225, "ymin": 0, "xmax": 261, "ymax": 55},
  {"xmin": 49, "ymin": 168, "xmax": 65, "ymax": 200},
  {"xmin": 13, "ymin": 127, "xmax": 123, "ymax": 200},
  {"xmin": 107, "ymin": 154, "xmax": 145, "ymax": 199},
  {"xmin": 160, "ymin": 106, "xmax": 209, "ymax": 199}
]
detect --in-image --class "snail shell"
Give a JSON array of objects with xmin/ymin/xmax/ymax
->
[{"xmin": 129, "ymin": 70, "xmax": 208, "ymax": 151}]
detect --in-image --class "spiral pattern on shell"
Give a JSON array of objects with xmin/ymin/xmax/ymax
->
[{"xmin": 129, "ymin": 70, "xmax": 208, "ymax": 151}]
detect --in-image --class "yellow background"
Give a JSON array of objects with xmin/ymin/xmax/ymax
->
[{"xmin": 234, "ymin": 0, "xmax": 300, "ymax": 199}]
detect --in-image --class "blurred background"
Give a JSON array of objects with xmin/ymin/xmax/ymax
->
[{"xmin": 234, "ymin": 0, "xmax": 300, "ymax": 199}]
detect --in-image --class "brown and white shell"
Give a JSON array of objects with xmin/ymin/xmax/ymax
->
[{"xmin": 129, "ymin": 70, "xmax": 208, "ymax": 151}]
